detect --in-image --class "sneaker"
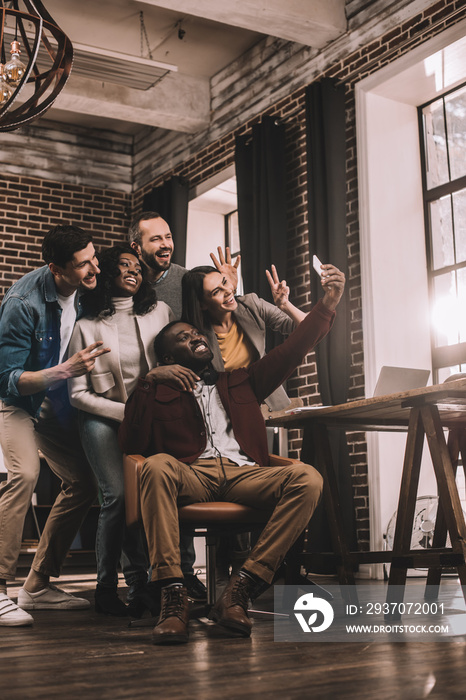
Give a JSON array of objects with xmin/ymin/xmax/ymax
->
[
  {"xmin": 0, "ymin": 593, "xmax": 34, "ymax": 627},
  {"xmin": 184, "ymin": 572, "xmax": 207, "ymax": 602},
  {"xmin": 17, "ymin": 584, "xmax": 91, "ymax": 610}
]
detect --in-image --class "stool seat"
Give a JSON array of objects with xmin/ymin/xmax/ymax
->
[{"xmin": 178, "ymin": 501, "xmax": 269, "ymax": 525}]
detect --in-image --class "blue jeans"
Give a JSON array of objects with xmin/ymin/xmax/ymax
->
[
  {"xmin": 79, "ymin": 412, "xmax": 195, "ymax": 587},
  {"xmin": 79, "ymin": 412, "xmax": 149, "ymax": 588}
]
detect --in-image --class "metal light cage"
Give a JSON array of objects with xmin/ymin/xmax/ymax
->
[{"xmin": 0, "ymin": 0, "xmax": 72, "ymax": 131}]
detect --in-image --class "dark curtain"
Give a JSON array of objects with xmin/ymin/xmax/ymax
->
[
  {"xmin": 303, "ymin": 78, "xmax": 357, "ymax": 566},
  {"xmin": 142, "ymin": 175, "xmax": 189, "ymax": 267},
  {"xmin": 235, "ymin": 116, "xmax": 287, "ymax": 302}
]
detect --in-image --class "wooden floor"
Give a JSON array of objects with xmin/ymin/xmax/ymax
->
[{"xmin": 2, "ymin": 566, "xmax": 466, "ymax": 700}]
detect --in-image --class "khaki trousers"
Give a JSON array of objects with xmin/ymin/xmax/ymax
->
[
  {"xmin": 0, "ymin": 399, "xmax": 97, "ymax": 580},
  {"xmin": 140, "ymin": 454, "xmax": 323, "ymax": 585}
]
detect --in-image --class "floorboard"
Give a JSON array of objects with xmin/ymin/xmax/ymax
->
[{"xmin": 2, "ymin": 569, "xmax": 466, "ymax": 700}]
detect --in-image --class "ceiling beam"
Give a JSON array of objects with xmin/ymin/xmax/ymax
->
[
  {"xmin": 52, "ymin": 73, "xmax": 210, "ymax": 133},
  {"xmin": 140, "ymin": 0, "xmax": 347, "ymax": 48}
]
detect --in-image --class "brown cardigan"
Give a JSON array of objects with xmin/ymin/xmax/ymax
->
[{"xmin": 118, "ymin": 299, "xmax": 335, "ymax": 467}]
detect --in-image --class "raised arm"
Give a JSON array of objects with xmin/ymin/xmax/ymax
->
[
  {"xmin": 210, "ymin": 246, "xmax": 240, "ymax": 293},
  {"xmin": 319, "ymin": 263, "xmax": 346, "ymax": 312},
  {"xmin": 248, "ymin": 263, "xmax": 345, "ymax": 403},
  {"xmin": 248, "ymin": 300, "xmax": 336, "ymax": 405},
  {"xmin": 265, "ymin": 264, "xmax": 307, "ymax": 324}
]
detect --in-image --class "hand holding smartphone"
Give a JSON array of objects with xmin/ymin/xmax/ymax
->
[{"xmin": 312, "ymin": 255, "xmax": 323, "ymax": 277}]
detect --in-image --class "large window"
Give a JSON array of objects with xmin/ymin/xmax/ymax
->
[
  {"xmin": 225, "ymin": 209, "xmax": 240, "ymax": 258},
  {"xmin": 419, "ymin": 83, "xmax": 466, "ymax": 382},
  {"xmin": 224, "ymin": 209, "xmax": 242, "ymax": 294}
]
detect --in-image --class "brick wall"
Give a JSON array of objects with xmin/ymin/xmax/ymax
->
[
  {"xmin": 0, "ymin": 175, "xmax": 131, "ymax": 299},
  {"xmin": 132, "ymin": 0, "xmax": 466, "ymax": 550}
]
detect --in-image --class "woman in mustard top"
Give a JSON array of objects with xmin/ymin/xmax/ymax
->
[
  {"xmin": 181, "ymin": 260, "xmax": 307, "ymax": 578},
  {"xmin": 181, "ymin": 262, "xmax": 306, "ymax": 411}
]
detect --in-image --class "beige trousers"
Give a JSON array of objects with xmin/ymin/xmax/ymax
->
[
  {"xmin": 140, "ymin": 454, "xmax": 323, "ymax": 585},
  {"xmin": 0, "ymin": 399, "xmax": 97, "ymax": 580}
]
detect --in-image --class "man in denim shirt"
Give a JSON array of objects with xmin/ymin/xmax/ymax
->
[{"xmin": 0, "ymin": 224, "xmax": 109, "ymax": 627}]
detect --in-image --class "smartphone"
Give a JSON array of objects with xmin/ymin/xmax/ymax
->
[{"xmin": 312, "ymin": 255, "xmax": 323, "ymax": 277}]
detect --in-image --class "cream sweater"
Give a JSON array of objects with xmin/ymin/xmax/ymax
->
[{"xmin": 68, "ymin": 298, "xmax": 173, "ymax": 422}]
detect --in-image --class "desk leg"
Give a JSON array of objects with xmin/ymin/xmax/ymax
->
[
  {"xmin": 425, "ymin": 428, "xmax": 461, "ymax": 595},
  {"xmin": 421, "ymin": 407, "xmax": 466, "ymax": 599},
  {"xmin": 313, "ymin": 424, "xmax": 358, "ymax": 605},
  {"xmin": 386, "ymin": 407, "xmax": 425, "ymax": 619}
]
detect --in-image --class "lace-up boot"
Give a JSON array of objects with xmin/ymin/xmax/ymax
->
[
  {"xmin": 152, "ymin": 585, "xmax": 189, "ymax": 645},
  {"xmin": 208, "ymin": 571, "xmax": 260, "ymax": 637}
]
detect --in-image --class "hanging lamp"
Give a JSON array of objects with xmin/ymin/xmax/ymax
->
[{"xmin": 0, "ymin": 1, "xmax": 72, "ymax": 131}]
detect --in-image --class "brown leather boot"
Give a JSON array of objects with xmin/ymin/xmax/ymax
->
[
  {"xmin": 152, "ymin": 585, "xmax": 189, "ymax": 645},
  {"xmin": 209, "ymin": 572, "xmax": 256, "ymax": 637}
]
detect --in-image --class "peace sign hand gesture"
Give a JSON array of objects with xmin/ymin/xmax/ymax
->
[{"xmin": 265, "ymin": 264, "xmax": 290, "ymax": 310}]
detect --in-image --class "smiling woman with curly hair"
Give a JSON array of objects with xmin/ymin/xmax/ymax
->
[
  {"xmin": 67, "ymin": 244, "xmax": 173, "ymax": 618},
  {"xmin": 83, "ymin": 244, "xmax": 157, "ymax": 319}
]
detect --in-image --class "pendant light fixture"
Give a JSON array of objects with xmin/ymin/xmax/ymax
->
[{"xmin": 0, "ymin": 1, "xmax": 73, "ymax": 131}]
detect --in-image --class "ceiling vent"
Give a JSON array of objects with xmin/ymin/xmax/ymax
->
[{"xmin": 69, "ymin": 43, "xmax": 178, "ymax": 90}]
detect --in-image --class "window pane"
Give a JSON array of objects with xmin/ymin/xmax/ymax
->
[
  {"xmin": 453, "ymin": 188, "xmax": 466, "ymax": 264},
  {"xmin": 225, "ymin": 210, "xmax": 242, "ymax": 294},
  {"xmin": 438, "ymin": 365, "xmax": 460, "ymax": 383},
  {"xmin": 227, "ymin": 210, "xmax": 240, "ymax": 256},
  {"xmin": 432, "ymin": 271, "xmax": 458, "ymax": 346},
  {"xmin": 430, "ymin": 195, "xmax": 454, "ymax": 269},
  {"xmin": 445, "ymin": 85, "xmax": 466, "ymax": 182},
  {"xmin": 457, "ymin": 267, "xmax": 466, "ymax": 343},
  {"xmin": 423, "ymin": 99, "xmax": 449, "ymax": 189},
  {"xmin": 421, "ymin": 84, "xmax": 466, "ymax": 377}
]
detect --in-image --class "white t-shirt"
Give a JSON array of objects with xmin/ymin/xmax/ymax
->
[{"xmin": 57, "ymin": 291, "xmax": 78, "ymax": 363}]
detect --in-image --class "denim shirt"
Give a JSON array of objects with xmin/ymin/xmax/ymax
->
[{"xmin": 0, "ymin": 265, "xmax": 83, "ymax": 418}]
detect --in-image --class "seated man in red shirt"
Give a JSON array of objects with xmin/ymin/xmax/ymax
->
[{"xmin": 118, "ymin": 263, "xmax": 345, "ymax": 645}]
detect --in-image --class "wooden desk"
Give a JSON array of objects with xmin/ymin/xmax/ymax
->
[{"xmin": 268, "ymin": 378, "xmax": 466, "ymax": 612}]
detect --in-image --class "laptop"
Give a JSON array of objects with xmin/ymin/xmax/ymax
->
[
  {"xmin": 285, "ymin": 365, "xmax": 431, "ymax": 414},
  {"xmin": 372, "ymin": 366, "xmax": 430, "ymax": 397}
]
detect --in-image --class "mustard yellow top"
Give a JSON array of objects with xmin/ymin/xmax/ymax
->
[{"xmin": 215, "ymin": 319, "xmax": 257, "ymax": 370}]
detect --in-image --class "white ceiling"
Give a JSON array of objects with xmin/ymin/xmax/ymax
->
[
  {"xmin": 190, "ymin": 177, "xmax": 238, "ymax": 215},
  {"xmin": 36, "ymin": 0, "xmax": 347, "ymax": 135}
]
